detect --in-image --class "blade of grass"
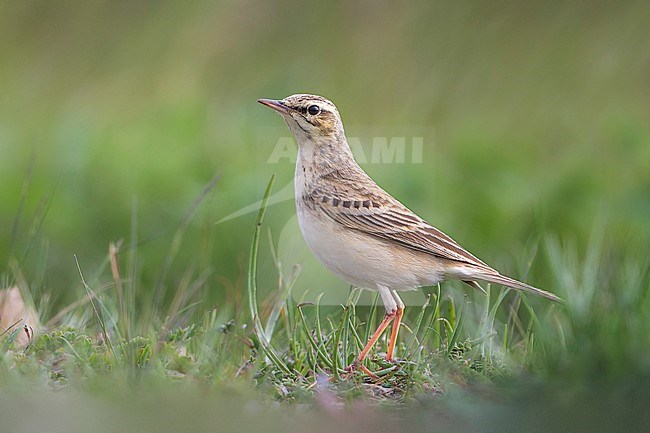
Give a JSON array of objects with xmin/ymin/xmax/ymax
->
[
  {"xmin": 313, "ymin": 293, "xmax": 326, "ymax": 354},
  {"xmin": 432, "ymin": 285, "xmax": 441, "ymax": 349},
  {"xmin": 74, "ymin": 255, "xmax": 116, "ymax": 358},
  {"xmin": 282, "ymin": 265, "xmax": 300, "ymax": 343},
  {"xmin": 126, "ymin": 197, "xmax": 139, "ymax": 341},
  {"xmin": 406, "ymin": 293, "xmax": 431, "ymax": 356},
  {"xmin": 419, "ymin": 289, "xmax": 444, "ymax": 355},
  {"xmin": 331, "ymin": 303, "xmax": 352, "ymax": 378},
  {"xmin": 264, "ymin": 231, "xmax": 300, "ymax": 343},
  {"xmin": 363, "ymin": 292, "xmax": 379, "ymax": 352},
  {"xmin": 297, "ymin": 303, "xmax": 333, "ymax": 370},
  {"xmin": 246, "ymin": 175, "xmax": 291, "ymax": 375},
  {"xmin": 446, "ymin": 297, "xmax": 466, "ymax": 355}
]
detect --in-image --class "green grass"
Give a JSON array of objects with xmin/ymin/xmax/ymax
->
[
  {"xmin": 1, "ymin": 178, "xmax": 648, "ymax": 431},
  {"xmin": 1, "ymin": 1, "xmax": 648, "ymax": 306}
]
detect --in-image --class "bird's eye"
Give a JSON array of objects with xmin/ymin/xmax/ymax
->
[{"xmin": 307, "ymin": 105, "xmax": 320, "ymax": 115}]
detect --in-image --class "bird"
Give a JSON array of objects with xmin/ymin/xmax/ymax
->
[{"xmin": 258, "ymin": 94, "xmax": 561, "ymax": 375}]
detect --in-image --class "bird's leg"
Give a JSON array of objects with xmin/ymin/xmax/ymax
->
[
  {"xmin": 357, "ymin": 363, "xmax": 379, "ymax": 380},
  {"xmin": 345, "ymin": 310, "xmax": 396, "ymax": 373},
  {"xmin": 357, "ymin": 310, "xmax": 396, "ymax": 362},
  {"xmin": 386, "ymin": 306, "xmax": 404, "ymax": 362},
  {"xmin": 386, "ymin": 290, "xmax": 405, "ymax": 362}
]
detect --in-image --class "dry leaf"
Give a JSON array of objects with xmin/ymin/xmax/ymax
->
[{"xmin": 0, "ymin": 286, "xmax": 40, "ymax": 347}]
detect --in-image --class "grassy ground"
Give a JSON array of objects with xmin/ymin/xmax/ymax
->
[
  {"xmin": 1, "ymin": 178, "xmax": 648, "ymax": 431},
  {"xmin": 1, "ymin": 1, "xmax": 649, "ymax": 432}
]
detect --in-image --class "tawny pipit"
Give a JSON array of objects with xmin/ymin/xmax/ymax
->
[{"xmin": 258, "ymin": 94, "xmax": 561, "ymax": 373}]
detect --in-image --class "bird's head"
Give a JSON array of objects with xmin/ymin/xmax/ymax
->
[{"xmin": 258, "ymin": 94, "xmax": 344, "ymax": 143}]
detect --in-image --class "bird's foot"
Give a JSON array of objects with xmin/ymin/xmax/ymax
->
[{"xmin": 343, "ymin": 360, "xmax": 379, "ymax": 380}]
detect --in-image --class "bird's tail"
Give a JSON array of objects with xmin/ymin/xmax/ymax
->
[{"xmin": 473, "ymin": 272, "xmax": 562, "ymax": 303}]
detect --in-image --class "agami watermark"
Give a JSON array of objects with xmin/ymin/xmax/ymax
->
[{"xmin": 267, "ymin": 135, "xmax": 424, "ymax": 164}]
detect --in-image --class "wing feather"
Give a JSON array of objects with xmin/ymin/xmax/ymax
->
[{"xmin": 308, "ymin": 172, "xmax": 489, "ymax": 269}]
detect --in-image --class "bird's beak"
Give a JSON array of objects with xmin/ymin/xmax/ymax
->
[{"xmin": 258, "ymin": 98, "xmax": 290, "ymax": 114}]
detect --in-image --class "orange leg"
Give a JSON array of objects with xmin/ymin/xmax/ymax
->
[
  {"xmin": 357, "ymin": 310, "xmax": 397, "ymax": 363},
  {"xmin": 345, "ymin": 310, "xmax": 397, "ymax": 375},
  {"xmin": 386, "ymin": 306, "xmax": 404, "ymax": 362},
  {"xmin": 357, "ymin": 363, "xmax": 379, "ymax": 380},
  {"xmin": 345, "ymin": 288, "xmax": 405, "ymax": 376}
]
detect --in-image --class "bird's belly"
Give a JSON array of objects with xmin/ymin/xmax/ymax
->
[{"xmin": 296, "ymin": 204, "xmax": 446, "ymax": 291}]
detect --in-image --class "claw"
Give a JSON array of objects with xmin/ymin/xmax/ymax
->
[{"xmin": 343, "ymin": 361, "xmax": 379, "ymax": 380}]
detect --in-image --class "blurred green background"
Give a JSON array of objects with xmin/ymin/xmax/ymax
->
[
  {"xmin": 0, "ymin": 0, "xmax": 648, "ymax": 311},
  {"xmin": 1, "ymin": 2, "xmax": 649, "ymax": 431}
]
